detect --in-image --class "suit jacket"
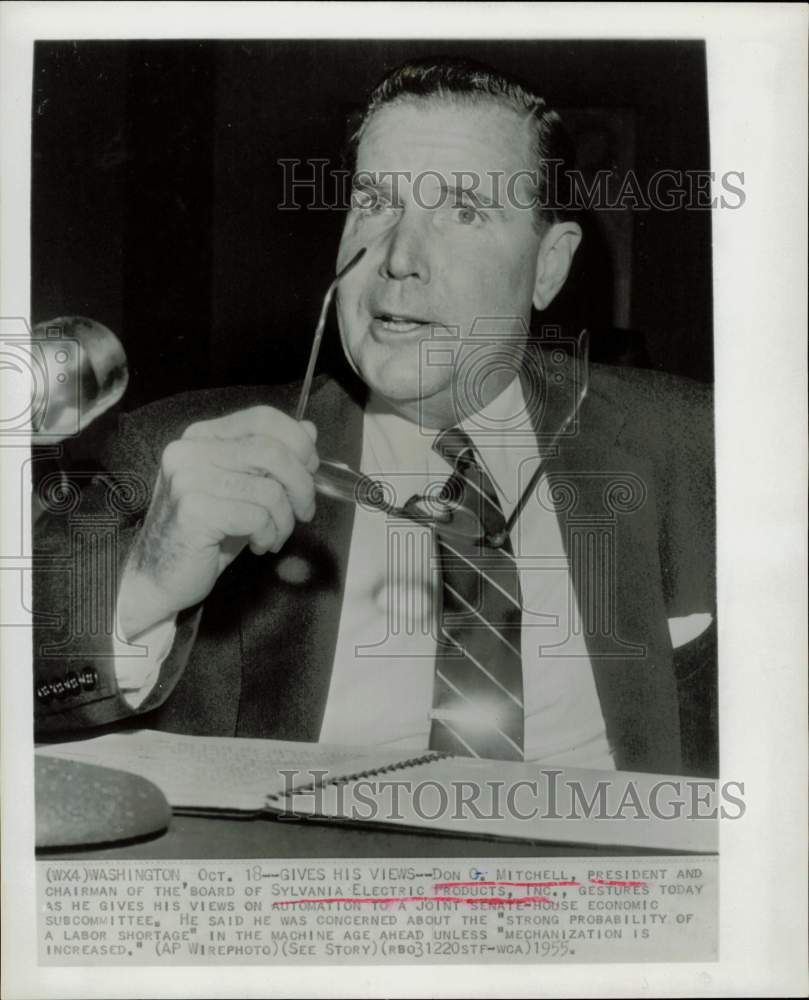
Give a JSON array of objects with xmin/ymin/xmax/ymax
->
[{"xmin": 34, "ymin": 358, "xmax": 717, "ymax": 776}]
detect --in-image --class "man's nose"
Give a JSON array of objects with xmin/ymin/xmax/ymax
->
[{"xmin": 378, "ymin": 212, "xmax": 430, "ymax": 283}]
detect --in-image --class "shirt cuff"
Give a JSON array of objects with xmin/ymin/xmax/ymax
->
[{"xmin": 114, "ymin": 616, "xmax": 178, "ymax": 708}]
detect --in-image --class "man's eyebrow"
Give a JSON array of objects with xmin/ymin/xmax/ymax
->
[{"xmin": 351, "ymin": 174, "xmax": 394, "ymax": 193}]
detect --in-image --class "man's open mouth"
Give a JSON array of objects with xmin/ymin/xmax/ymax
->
[{"xmin": 373, "ymin": 313, "xmax": 431, "ymax": 333}]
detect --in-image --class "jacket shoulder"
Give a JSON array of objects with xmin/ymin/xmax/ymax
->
[
  {"xmin": 99, "ymin": 381, "xmax": 309, "ymax": 471},
  {"xmin": 590, "ymin": 364, "xmax": 713, "ymax": 455},
  {"xmin": 592, "ymin": 363, "xmax": 712, "ymax": 415},
  {"xmin": 125, "ymin": 383, "xmax": 295, "ymax": 440}
]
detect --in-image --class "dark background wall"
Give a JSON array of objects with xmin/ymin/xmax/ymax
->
[{"xmin": 31, "ymin": 39, "xmax": 712, "ymax": 413}]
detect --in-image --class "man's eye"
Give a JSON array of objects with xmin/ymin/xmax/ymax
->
[{"xmin": 453, "ymin": 204, "xmax": 482, "ymax": 226}]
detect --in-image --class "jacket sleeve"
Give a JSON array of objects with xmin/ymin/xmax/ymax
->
[{"xmin": 33, "ymin": 408, "xmax": 201, "ymax": 738}]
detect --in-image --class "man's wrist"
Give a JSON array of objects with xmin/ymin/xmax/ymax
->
[{"xmin": 117, "ymin": 566, "xmax": 178, "ymax": 641}]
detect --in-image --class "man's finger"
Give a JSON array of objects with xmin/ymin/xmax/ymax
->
[
  {"xmin": 166, "ymin": 438, "xmax": 316, "ymax": 521},
  {"xmin": 169, "ymin": 466, "xmax": 310, "ymax": 525},
  {"xmin": 182, "ymin": 405, "xmax": 317, "ymax": 465},
  {"xmin": 177, "ymin": 492, "xmax": 272, "ymax": 543}
]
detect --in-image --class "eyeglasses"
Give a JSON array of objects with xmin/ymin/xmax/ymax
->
[{"xmin": 296, "ymin": 252, "xmax": 590, "ymax": 546}]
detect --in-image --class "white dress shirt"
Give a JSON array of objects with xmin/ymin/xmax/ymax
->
[{"xmin": 117, "ymin": 378, "xmax": 615, "ymax": 769}]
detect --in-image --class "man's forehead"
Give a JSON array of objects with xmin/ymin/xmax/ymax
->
[{"xmin": 355, "ymin": 98, "xmax": 535, "ymax": 183}]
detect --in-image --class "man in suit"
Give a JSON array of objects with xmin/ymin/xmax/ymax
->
[{"xmin": 34, "ymin": 57, "xmax": 717, "ymax": 776}]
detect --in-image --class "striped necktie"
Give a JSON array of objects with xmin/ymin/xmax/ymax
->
[{"xmin": 428, "ymin": 428, "xmax": 525, "ymax": 760}]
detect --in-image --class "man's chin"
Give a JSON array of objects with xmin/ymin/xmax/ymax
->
[
  {"xmin": 355, "ymin": 359, "xmax": 450, "ymax": 419},
  {"xmin": 354, "ymin": 353, "xmax": 427, "ymax": 399}
]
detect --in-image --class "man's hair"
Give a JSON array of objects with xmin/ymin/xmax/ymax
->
[{"xmin": 344, "ymin": 55, "xmax": 575, "ymax": 230}]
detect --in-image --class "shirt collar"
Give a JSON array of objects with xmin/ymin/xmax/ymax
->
[{"xmin": 458, "ymin": 375, "xmax": 530, "ymax": 453}]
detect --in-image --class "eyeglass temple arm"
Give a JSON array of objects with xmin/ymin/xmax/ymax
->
[{"xmin": 295, "ymin": 247, "xmax": 367, "ymax": 422}]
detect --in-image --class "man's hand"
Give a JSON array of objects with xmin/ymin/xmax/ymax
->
[{"xmin": 117, "ymin": 406, "xmax": 318, "ymax": 639}]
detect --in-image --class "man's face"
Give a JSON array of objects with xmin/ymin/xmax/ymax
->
[{"xmin": 336, "ymin": 99, "xmax": 545, "ymax": 428}]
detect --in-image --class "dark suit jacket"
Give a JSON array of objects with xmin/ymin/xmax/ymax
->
[{"xmin": 34, "ymin": 359, "xmax": 717, "ymax": 776}]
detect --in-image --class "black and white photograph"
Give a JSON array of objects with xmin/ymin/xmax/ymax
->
[{"xmin": 1, "ymin": 3, "xmax": 806, "ymax": 998}]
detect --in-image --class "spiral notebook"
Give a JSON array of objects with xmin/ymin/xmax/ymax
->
[{"xmin": 36, "ymin": 730, "xmax": 718, "ymax": 852}]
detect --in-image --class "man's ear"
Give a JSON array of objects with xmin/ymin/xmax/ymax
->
[{"xmin": 532, "ymin": 221, "xmax": 583, "ymax": 311}]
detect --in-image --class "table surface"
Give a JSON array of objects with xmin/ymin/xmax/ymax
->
[{"xmin": 38, "ymin": 811, "xmax": 693, "ymax": 860}]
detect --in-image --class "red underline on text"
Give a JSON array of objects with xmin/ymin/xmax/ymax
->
[
  {"xmin": 588, "ymin": 879, "xmax": 648, "ymax": 886},
  {"xmin": 434, "ymin": 879, "xmax": 647, "ymax": 889},
  {"xmin": 433, "ymin": 880, "xmax": 580, "ymax": 889}
]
